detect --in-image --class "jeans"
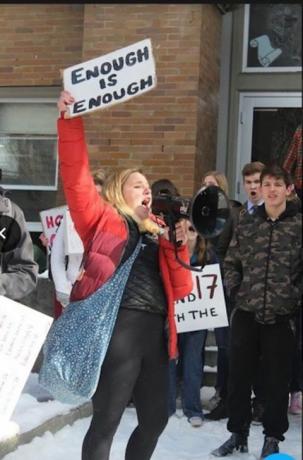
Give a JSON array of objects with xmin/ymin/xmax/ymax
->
[{"xmin": 168, "ymin": 330, "xmax": 207, "ymax": 419}]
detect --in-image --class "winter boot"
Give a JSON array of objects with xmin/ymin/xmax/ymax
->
[
  {"xmin": 211, "ymin": 433, "xmax": 248, "ymax": 457},
  {"xmin": 260, "ymin": 436, "xmax": 279, "ymax": 458}
]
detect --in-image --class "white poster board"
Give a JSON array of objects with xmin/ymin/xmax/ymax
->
[
  {"xmin": 0, "ymin": 296, "xmax": 53, "ymax": 427},
  {"xmin": 63, "ymin": 209, "xmax": 84, "ymax": 255},
  {"xmin": 174, "ymin": 264, "xmax": 229, "ymax": 333},
  {"xmin": 63, "ymin": 38, "xmax": 157, "ymax": 117},
  {"xmin": 40, "ymin": 205, "xmax": 67, "ymax": 251}
]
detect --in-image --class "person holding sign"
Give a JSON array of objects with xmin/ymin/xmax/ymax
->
[
  {"xmin": 56, "ymin": 90, "xmax": 192, "ymax": 460},
  {"xmin": 0, "ymin": 187, "xmax": 38, "ymax": 300},
  {"xmin": 211, "ymin": 164, "xmax": 302, "ymax": 459}
]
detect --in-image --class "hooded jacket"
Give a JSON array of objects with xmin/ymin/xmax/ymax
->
[
  {"xmin": 0, "ymin": 192, "xmax": 38, "ymax": 299},
  {"xmin": 224, "ymin": 201, "xmax": 302, "ymax": 324},
  {"xmin": 57, "ymin": 116, "xmax": 193, "ymax": 358}
]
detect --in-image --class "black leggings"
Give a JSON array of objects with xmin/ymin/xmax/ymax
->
[{"xmin": 82, "ymin": 308, "xmax": 169, "ymax": 460}]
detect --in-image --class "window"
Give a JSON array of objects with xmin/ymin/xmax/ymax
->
[
  {"xmin": 0, "ymin": 89, "xmax": 61, "ymax": 232},
  {"xmin": 242, "ymin": 4, "xmax": 302, "ymax": 72},
  {"xmin": 0, "ymin": 100, "xmax": 58, "ymax": 190}
]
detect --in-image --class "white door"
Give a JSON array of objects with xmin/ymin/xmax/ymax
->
[{"xmin": 235, "ymin": 92, "xmax": 301, "ymax": 203}]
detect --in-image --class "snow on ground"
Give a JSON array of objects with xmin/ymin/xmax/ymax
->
[
  {"xmin": 1, "ymin": 374, "xmax": 301, "ymax": 460},
  {"xmin": 0, "ymin": 374, "xmax": 79, "ymax": 441},
  {"xmin": 2, "ymin": 409, "xmax": 301, "ymax": 460}
]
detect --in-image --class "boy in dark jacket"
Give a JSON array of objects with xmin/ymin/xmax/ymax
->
[{"xmin": 211, "ymin": 164, "xmax": 302, "ymax": 459}]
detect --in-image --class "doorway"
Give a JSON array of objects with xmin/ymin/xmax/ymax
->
[{"xmin": 236, "ymin": 92, "xmax": 301, "ymax": 203}]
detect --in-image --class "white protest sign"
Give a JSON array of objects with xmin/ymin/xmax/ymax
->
[
  {"xmin": 63, "ymin": 38, "xmax": 157, "ymax": 117},
  {"xmin": 0, "ymin": 296, "xmax": 53, "ymax": 427},
  {"xmin": 174, "ymin": 263, "xmax": 229, "ymax": 333},
  {"xmin": 63, "ymin": 209, "xmax": 84, "ymax": 255},
  {"xmin": 40, "ymin": 205, "xmax": 67, "ymax": 251}
]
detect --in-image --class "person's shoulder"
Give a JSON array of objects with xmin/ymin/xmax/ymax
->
[
  {"xmin": 1, "ymin": 197, "xmax": 27, "ymax": 224},
  {"xmin": 0, "ymin": 193, "xmax": 13, "ymax": 215},
  {"xmin": 7, "ymin": 199, "xmax": 23, "ymax": 216}
]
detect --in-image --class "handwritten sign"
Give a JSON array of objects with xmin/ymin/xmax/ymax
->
[
  {"xmin": 63, "ymin": 209, "xmax": 84, "ymax": 255},
  {"xmin": 63, "ymin": 38, "xmax": 157, "ymax": 117},
  {"xmin": 0, "ymin": 296, "xmax": 53, "ymax": 426},
  {"xmin": 174, "ymin": 264, "xmax": 228, "ymax": 333},
  {"xmin": 40, "ymin": 205, "xmax": 67, "ymax": 251}
]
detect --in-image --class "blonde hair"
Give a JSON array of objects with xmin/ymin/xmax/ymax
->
[
  {"xmin": 194, "ymin": 236, "xmax": 207, "ymax": 265},
  {"xmin": 104, "ymin": 168, "xmax": 161, "ymax": 235},
  {"xmin": 91, "ymin": 168, "xmax": 106, "ymax": 187},
  {"xmin": 202, "ymin": 170, "xmax": 229, "ymax": 196}
]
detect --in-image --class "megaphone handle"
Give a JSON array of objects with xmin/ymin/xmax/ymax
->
[
  {"xmin": 168, "ymin": 219, "xmax": 182, "ymax": 247},
  {"xmin": 167, "ymin": 219, "xmax": 204, "ymax": 272}
]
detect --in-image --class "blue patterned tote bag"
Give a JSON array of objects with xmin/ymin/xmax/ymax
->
[{"xmin": 39, "ymin": 237, "xmax": 141, "ymax": 404}]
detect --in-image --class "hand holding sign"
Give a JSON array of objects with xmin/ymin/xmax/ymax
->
[{"xmin": 57, "ymin": 91, "xmax": 75, "ymax": 118}]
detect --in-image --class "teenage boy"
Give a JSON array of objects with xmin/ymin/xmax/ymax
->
[
  {"xmin": 238, "ymin": 161, "xmax": 266, "ymax": 424},
  {"xmin": 211, "ymin": 164, "xmax": 302, "ymax": 459},
  {"xmin": 240, "ymin": 161, "xmax": 265, "ymax": 216}
]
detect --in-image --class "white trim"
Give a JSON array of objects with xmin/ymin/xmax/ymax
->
[
  {"xmin": 4, "ymin": 185, "xmax": 58, "ymax": 191},
  {"xmin": 26, "ymin": 222, "xmax": 43, "ymax": 232},
  {"xmin": 238, "ymin": 91, "xmax": 301, "ymax": 99},
  {"xmin": 241, "ymin": 4, "xmax": 250, "ymax": 73},
  {"xmin": 242, "ymin": 4, "xmax": 302, "ymax": 73},
  {"xmin": 0, "ymin": 97, "xmax": 58, "ymax": 104}
]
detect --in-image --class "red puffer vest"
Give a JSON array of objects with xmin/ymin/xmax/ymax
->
[{"xmin": 57, "ymin": 116, "xmax": 193, "ymax": 358}]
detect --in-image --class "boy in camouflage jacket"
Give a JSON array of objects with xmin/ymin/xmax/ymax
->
[{"xmin": 211, "ymin": 164, "xmax": 302, "ymax": 459}]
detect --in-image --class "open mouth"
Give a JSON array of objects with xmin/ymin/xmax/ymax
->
[
  {"xmin": 141, "ymin": 199, "xmax": 150, "ymax": 209},
  {"xmin": 251, "ymin": 191, "xmax": 256, "ymax": 196}
]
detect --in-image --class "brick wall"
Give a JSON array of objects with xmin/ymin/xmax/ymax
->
[
  {"xmin": 0, "ymin": 4, "xmax": 221, "ymax": 199},
  {"xmin": 82, "ymin": 4, "xmax": 221, "ymax": 196},
  {"xmin": 195, "ymin": 5, "xmax": 222, "ymax": 192},
  {"xmin": 0, "ymin": 4, "xmax": 84, "ymax": 86},
  {"xmin": 0, "ymin": 4, "xmax": 84, "ymax": 207}
]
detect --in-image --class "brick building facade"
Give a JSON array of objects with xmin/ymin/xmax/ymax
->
[{"xmin": 0, "ymin": 4, "xmax": 221, "ymax": 211}]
